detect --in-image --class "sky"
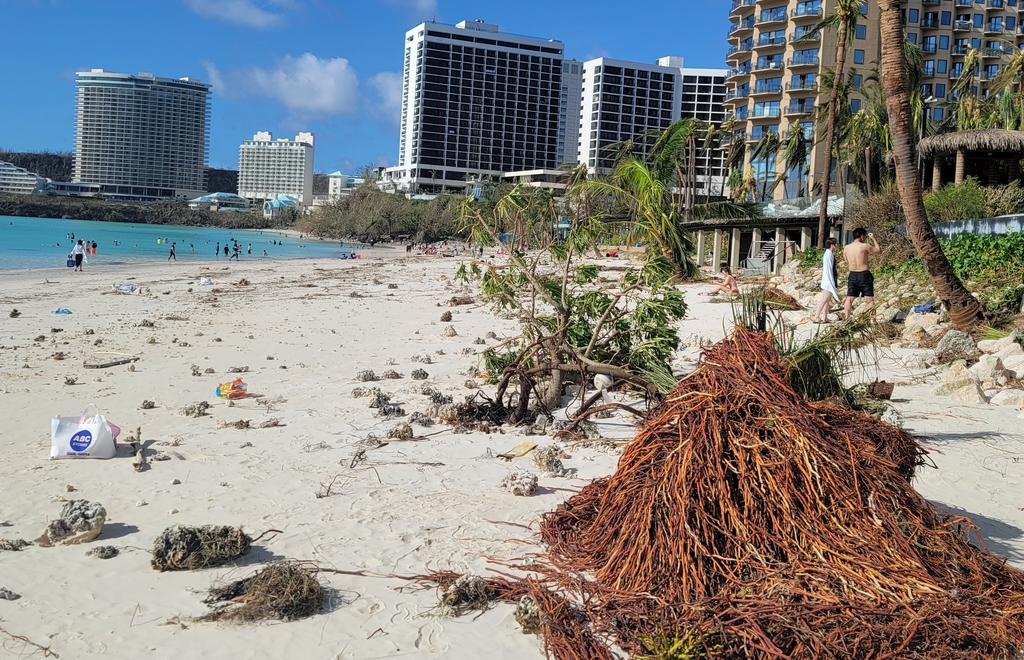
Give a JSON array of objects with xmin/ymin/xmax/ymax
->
[{"xmin": 0, "ymin": 0, "xmax": 733, "ymax": 174}]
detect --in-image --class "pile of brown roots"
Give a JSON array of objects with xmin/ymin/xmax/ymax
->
[
  {"xmin": 421, "ymin": 328, "xmax": 1024, "ymax": 659},
  {"xmin": 199, "ymin": 562, "xmax": 323, "ymax": 623},
  {"xmin": 151, "ymin": 525, "xmax": 252, "ymax": 571}
]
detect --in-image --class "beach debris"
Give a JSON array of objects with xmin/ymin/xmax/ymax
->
[
  {"xmin": 198, "ymin": 561, "xmax": 322, "ymax": 623},
  {"xmin": 355, "ymin": 369, "xmax": 379, "ymax": 382},
  {"xmin": 439, "ymin": 575, "xmax": 493, "ymax": 617},
  {"xmin": 0, "ymin": 588, "xmax": 20, "ymax": 601},
  {"xmin": 9, "ymin": 309, "xmax": 20, "ymax": 318},
  {"xmin": 171, "ymin": 479, "xmax": 181, "ymax": 485},
  {"xmin": 258, "ymin": 418, "xmax": 282, "ymax": 428},
  {"xmin": 216, "ymin": 419, "xmax": 251, "ymax": 430},
  {"xmin": 349, "ymin": 291, "xmax": 364, "ymax": 298},
  {"xmin": 532, "ymin": 445, "xmax": 570, "ymax": 476},
  {"xmin": 411, "ymin": 354, "xmax": 433, "ymax": 364},
  {"xmin": 500, "ymin": 470, "xmax": 538, "ymax": 496},
  {"xmin": 430, "ymin": 391, "xmax": 453, "ymax": 405},
  {"xmin": 266, "ymin": 355, "xmax": 274, "ymax": 360},
  {"xmin": 381, "ymin": 369, "xmax": 403, "ymax": 379},
  {"xmin": 132, "ymin": 441, "xmax": 149, "ymax": 472},
  {"xmin": 485, "ymin": 331, "xmax": 498, "ymax": 340},
  {"xmin": 473, "ymin": 337, "xmax": 486, "ymax": 345},
  {"xmin": 497, "ymin": 441, "xmax": 538, "ymax": 460},
  {"xmin": 204, "ymin": 367, "xmax": 215, "ymax": 374},
  {"xmin": 368, "ymin": 391, "xmax": 391, "ymax": 408},
  {"xmin": 387, "ymin": 423, "xmax": 414, "ymax": 440},
  {"xmin": 409, "ymin": 411, "xmax": 434, "ymax": 426},
  {"xmin": 36, "ymin": 500, "xmax": 107, "ymax": 547},
  {"xmin": 0, "ymin": 539, "xmax": 31, "ymax": 552},
  {"xmin": 213, "ymin": 337, "xmax": 223, "ymax": 342},
  {"xmin": 447, "ymin": 294, "xmax": 475, "ymax": 306},
  {"xmin": 87, "ymin": 545, "xmax": 119, "ymax": 559},
  {"xmin": 216, "ymin": 378, "xmax": 248, "ymax": 399},
  {"xmin": 351, "ymin": 386, "xmax": 376, "ymax": 398},
  {"xmin": 376, "ymin": 404, "xmax": 406, "ymax": 420},
  {"xmin": 411, "ymin": 368, "xmax": 429, "ymax": 380},
  {"xmin": 94, "ymin": 338, "xmax": 103, "ymax": 346},
  {"xmin": 136, "ymin": 500, "xmax": 148, "ymax": 507},
  {"xmin": 151, "ymin": 524, "xmax": 252, "ymax": 572},
  {"xmin": 388, "ymin": 283, "xmax": 398, "ymax": 289},
  {"xmin": 146, "ymin": 337, "xmax": 157, "ymax": 344},
  {"xmin": 191, "ymin": 365, "xmax": 203, "ymax": 376},
  {"xmin": 178, "ymin": 341, "xmax": 190, "ymax": 347},
  {"xmin": 239, "ymin": 442, "xmax": 253, "ymax": 449},
  {"xmin": 227, "ymin": 366, "xmax": 249, "ymax": 373},
  {"xmin": 52, "ymin": 352, "xmax": 65, "ymax": 360},
  {"xmin": 151, "ymin": 452, "xmax": 172, "ymax": 462},
  {"xmin": 514, "ymin": 595, "xmax": 542, "ymax": 634},
  {"xmin": 442, "ymin": 325, "xmax": 459, "ymax": 337},
  {"xmin": 127, "ymin": 364, "xmax": 135, "ymax": 372},
  {"xmin": 139, "ymin": 319, "xmax": 156, "ymax": 328},
  {"xmin": 51, "ymin": 328, "xmax": 63, "ymax": 333},
  {"xmin": 141, "ymin": 400, "xmax": 156, "ymax": 409},
  {"xmin": 181, "ymin": 401, "xmax": 212, "ymax": 417},
  {"xmin": 460, "ymin": 347, "xmax": 475, "ymax": 355},
  {"xmin": 440, "ymin": 311, "xmax": 453, "ymax": 322},
  {"xmin": 64, "ymin": 376, "xmax": 77, "ymax": 386},
  {"xmin": 33, "ymin": 334, "xmax": 46, "ymax": 342}
]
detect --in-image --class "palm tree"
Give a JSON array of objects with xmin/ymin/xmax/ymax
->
[
  {"xmin": 804, "ymin": 0, "xmax": 862, "ymax": 247},
  {"xmin": 949, "ymin": 49, "xmax": 987, "ymax": 130},
  {"xmin": 878, "ymin": 0, "xmax": 984, "ymax": 329},
  {"xmin": 750, "ymin": 130, "xmax": 781, "ymax": 201},
  {"xmin": 781, "ymin": 126, "xmax": 809, "ymax": 198}
]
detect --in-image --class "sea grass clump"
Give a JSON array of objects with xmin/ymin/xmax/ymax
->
[{"xmin": 151, "ymin": 524, "xmax": 251, "ymax": 571}]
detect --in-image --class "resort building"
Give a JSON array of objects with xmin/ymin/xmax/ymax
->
[
  {"xmin": 327, "ymin": 172, "xmax": 366, "ymax": 200},
  {"xmin": 0, "ymin": 161, "xmax": 47, "ymax": 195},
  {"xmin": 263, "ymin": 194, "xmax": 300, "ymax": 219},
  {"xmin": 379, "ymin": 19, "xmax": 568, "ymax": 194},
  {"xmin": 238, "ymin": 132, "xmax": 315, "ymax": 206},
  {"xmin": 558, "ymin": 59, "xmax": 584, "ymax": 166},
  {"xmin": 72, "ymin": 69, "xmax": 211, "ymax": 201},
  {"xmin": 724, "ymin": 0, "xmax": 879, "ymax": 199},
  {"xmin": 188, "ymin": 192, "xmax": 251, "ymax": 212},
  {"xmin": 577, "ymin": 57, "xmax": 729, "ymax": 197}
]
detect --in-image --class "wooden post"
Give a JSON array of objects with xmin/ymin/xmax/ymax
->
[
  {"xmin": 752, "ymin": 227, "xmax": 762, "ymax": 255},
  {"xmin": 932, "ymin": 157, "xmax": 942, "ymax": 192},
  {"xmin": 800, "ymin": 226, "xmax": 812, "ymax": 251},
  {"xmin": 712, "ymin": 229, "xmax": 724, "ymax": 271},
  {"xmin": 773, "ymin": 227, "xmax": 785, "ymax": 275},
  {"xmin": 730, "ymin": 228, "xmax": 741, "ymax": 271},
  {"xmin": 955, "ymin": 149, "xmax": 966, "ymax": 185},
  {"xmin": 695, "ymin": 231, "xmax": 706, "ymax": 267}
]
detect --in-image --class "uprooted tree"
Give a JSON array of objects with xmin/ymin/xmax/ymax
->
[{"xmin": 454, "ymin": 186, "xmax": 686, "ymax": 428}]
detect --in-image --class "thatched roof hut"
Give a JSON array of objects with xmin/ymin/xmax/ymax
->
[
  {"xmin": 918, "ymin": 129, "xmax": 1024, "ymax": 158},
  {"xmin": 918, "ymin": 129, "xmax": 1024, "ymax": 189}
]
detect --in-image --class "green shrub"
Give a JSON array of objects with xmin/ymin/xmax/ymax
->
[
  {"xmin": 924, "ymin": 178, "xmax": 987, "ymax": 223},
  {"xmin": 985, "ymin": 180, "xmax": 1024, "ymax": 217}
]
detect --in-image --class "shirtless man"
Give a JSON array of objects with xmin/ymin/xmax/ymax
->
[{"xmin": 843, "ymin": 228, "xmax": 881, "ymax": 319}]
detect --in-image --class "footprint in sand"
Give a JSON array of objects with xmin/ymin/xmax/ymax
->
[
  {"xmin": 389, "ymin": 601, "xmax": 416, "ymax": 625},
  {"xmin": 414, "ymin": 619, "xmax": 448, "ymax": 653}
]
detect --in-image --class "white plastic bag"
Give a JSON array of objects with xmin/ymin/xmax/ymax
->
[{"xmin": 50, "ymin": 404, "xmax": 118, "ymax": 459}]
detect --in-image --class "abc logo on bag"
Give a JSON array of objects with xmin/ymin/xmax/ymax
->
[{"xmin": 69, "ymin": 430, "xmax": 94, "ymax": 452}]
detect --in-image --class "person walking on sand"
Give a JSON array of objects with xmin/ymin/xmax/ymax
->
[
  {"xmin": 71, "ymin": 239, "xmax": 86, "ymax": 272},
  {"xmin": 168, "ymin": 242, "xmax": 177, "ymax": 261},
  {"xmin": 843, "ymin": 228, "xmax": 882, "ymax": 319},
  {"xmin": 812, "ymin": 238, "xmax": 840, "ymax": 323}
]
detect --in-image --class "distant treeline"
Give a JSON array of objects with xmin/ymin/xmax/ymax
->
[
  {"xmin": 0, "ymin": 150, "xmax": 73, "ymax": 181},
  {"xmin": 0, "ymin": 193, "xmax": 284, "ymax": 229},
  {"xmin": 297, "ymin": 184, "xmax": 464, "ymax": 243}
]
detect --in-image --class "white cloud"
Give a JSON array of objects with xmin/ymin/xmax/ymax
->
[
  {"xmin": 366, "ymin": 71, "xmax": 403, "ymax": 124},
  {"xmin": 182, "ymin": 0, "xmax": 291, "ymax": 29},
  {"xmin": 380, "ymin": 0, "xmax": 438, "ymax": 19},
  {"xmin": 205, "ymin": 54, "xmax": 360, "ymax": 117}
]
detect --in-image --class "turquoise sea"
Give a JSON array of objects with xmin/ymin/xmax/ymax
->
[{"xmin": 0, "ymin": 215, "xmax": 358, "ymax": 270}]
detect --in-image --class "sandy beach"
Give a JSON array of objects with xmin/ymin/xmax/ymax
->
[{"xmin": 1, "ymin": 253, "xmax": 1023, "ymax": 658}]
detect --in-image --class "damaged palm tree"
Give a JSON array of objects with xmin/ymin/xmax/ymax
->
[{"xmin": 456, "ymin": 186, "xmax": 686, "ymax": 426}]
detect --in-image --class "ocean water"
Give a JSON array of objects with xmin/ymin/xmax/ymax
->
[{"xmin": 0, "ymin": 215, "xmax": 359, "ymax": 270}]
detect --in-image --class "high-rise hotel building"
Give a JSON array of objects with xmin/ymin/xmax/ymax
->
[
  {"xmin": 238, "ymin": 132, "xmax": 315, "ymax": 206},
  {"xmin": 379, "ymin": 20, "xmax": 570, "ymax": 194},
  {"xmin": 73, "ymin": 69, "xmax": 211, "ymax": 201},
  {"xmin": 725, "ymin": 0, "xmax": 1024, "ymax": 199},
  {"xmin": 578, "ymin": 57, "xmax": 728, "ymax": 196}
]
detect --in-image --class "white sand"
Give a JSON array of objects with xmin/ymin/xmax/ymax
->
[{"xmin": 1, "ymin": 255, "xmax": 1022, "ymax": 658}]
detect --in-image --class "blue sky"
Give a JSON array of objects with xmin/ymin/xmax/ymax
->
[{"xmin": 0, "ymin": 0, "xmax": 733, "ymax": 174}]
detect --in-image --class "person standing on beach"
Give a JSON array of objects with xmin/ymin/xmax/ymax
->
[
  {"xmin": 843, "ymin": 228, "xmax": 881, "ymax": 319},
  {"xmin": 812, "ymin": 238, "xmax": 840, "ymax": 324},
  {"xmin": 247, "ymin": 243, "xmax": 252, "ymax": 255},
  {"xmin": 71, "ymin": 240, "xmax": 86, "ymax": 272},
  {"xmin": 168, "ymin": 242, "xmax": 177, "ymax": 261},
  {"xmin": 216, "ymin": 241, "xmax": 220, "ymax": 257},
  {"xmin": 224, "ymin": 244, "xmax": 230, "ymax": 257}
]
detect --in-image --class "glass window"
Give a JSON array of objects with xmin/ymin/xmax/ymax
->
[
  {"xmin": 1008, "ymin": 17, "xmax": 1017, "ymax": 30},
  {"xmin": 852, "ymin": 74, "xmax": 863, "ymax": 88},
  {"xmin": 941, "ymin": 11, "xmax": 951, "ymax": 25},
  {"xmin": 934, "ymin": 108, "xmax": 944, "ymax": 121},
  {"xmin": 908, "ymin": 33, "xmax": 917, "ymax": 44},
  {"xmin": 855, "ymin": 24, "xmax": 866, "ymax": 39},
  {"xmin": 850, "ymin": 98, "xmax": 861, "ymax": 112},
  {"xmin": 908, "ymin": 8, "xmax": 919, "ymax": 22},
  {"xmin": 938, "ymin": 59, "xmax": 947, "ymax": 74},
  {"xmin": 853, "ymin": 49, "xmax": 865, "ymax": 64},
  {"xmin": 973, "ymin": 13, "xmax": 983, "ymax": 28},
  {"xmin": 939, "ymin": 35, "xmax": 949, "ymax": 49},
  {"xmin": 935, "ymin": 83, "xmax": 946, "ymax": 98}
]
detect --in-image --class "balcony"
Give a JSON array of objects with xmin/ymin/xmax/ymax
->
[
  {"xmin": 786, "ymin": 80, "xmax": 817, "ymax": 91},
  {"xmin": 756, "ymin": 35, "xmax": 788, "ymax": 49},
  {"xmin": 725, "ymin": 89, "xmax": 751, "ymax": 101},
  {"xmin": 953, "ymin": 0, "xmax": 972, "ymax": 5},
  {"xmin": 920, "ymin": 16, "xmax": 939, "ymax": 29},
  {"xmin": 793, "ymin": 5, "xmax": 824, "ymax": 19},
  {"xmin": 784, "ymin": 104, "xmax": 814, "ymax": 116},
  {"xmin": 988, "ymin": 0, "xmax": 1004, "ymax": 8},
  {"xmin": 753, "ymin": 60, "xmax": 785, "ymax": 71},
  {"xmin": 730, "ymin": 0, "xmax": 756, "ymax": 13},
  {"xmin": 729, "ymin": 20, "xmax": 755, "ymax": 35},
  {"xmin": 789, "ymin": 31, "xmax": 819, "ymax": 42},
  {"xmin": 984, "ymin": 24, "xmax": 1003, "ymax": 35},
  {"xmin": 922, "ymin": 0, "xmax": 940, "ymax": 5},
  {"xmin": 952, "ymin": 44, "xmax": 970, "ymax": 54},
  {"xmin": 758, "ymin": 11, "xmax": 789, "ymax": 25},
  {"xmin": 748, "ymin": 131, "xmax": 779, "ymax": 142},
  {"xmin": 751, "ymin": 107, "xmax": 782, "ymax": 119},
  {"xmin": 727, "ymin": 67, "xmax": 752, "ymax": 79},
  {"xmin": 788, "ymin": 55, "xmax": 820, "ymax": 68},
  {"xmin": 751, "ymin": 85, "xmax": 783, "ymax": 96},
  {"xmin": 953, "ymin": 20, "xmax": 974, "ymax": 31},
  {"xmin": 921, "ymin": 42, "xmax": 938, "ymax": 53},
  {"xmin": 982, "ymin": 47, "xmax": 1007, "ymax": 57}
]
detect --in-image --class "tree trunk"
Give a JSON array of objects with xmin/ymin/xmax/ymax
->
[
  {"xmin": 931, "ymin": 157, "xmax": 942, "ymax": 192},
  {"xmin": 955, "ymin": 149, "xmax": 966, "ymax": 185},
  {"xmin": 879, "ymin": 0, "xmax": 984, "ymax": 330},
  {"xmin": 865, "ymin": 147, "xmax": 873, "ymax": 197},
  {"xmin": 817, "ymin": 24, "xmax": 849, "ymax": 248}
]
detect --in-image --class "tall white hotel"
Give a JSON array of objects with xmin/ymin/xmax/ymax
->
[
  {"xmin": 380, "ymin": 20, "xmax": 579, "ymax": 195},
  {"xmin": 72, "ymin": 69, "xmax": 211, "ymax": 201},
  {"xmin": 238, "ymin": 132, "xmax": 315, "ymax": 206}
]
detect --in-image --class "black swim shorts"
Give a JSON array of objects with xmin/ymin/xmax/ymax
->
[
  {"xmin": 847, "ymin": 270, "xmax": 874, "ymax": 298},
  {"xmin": 74, "ymin": 254, "xmax": 83, "ymax": 266}
]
